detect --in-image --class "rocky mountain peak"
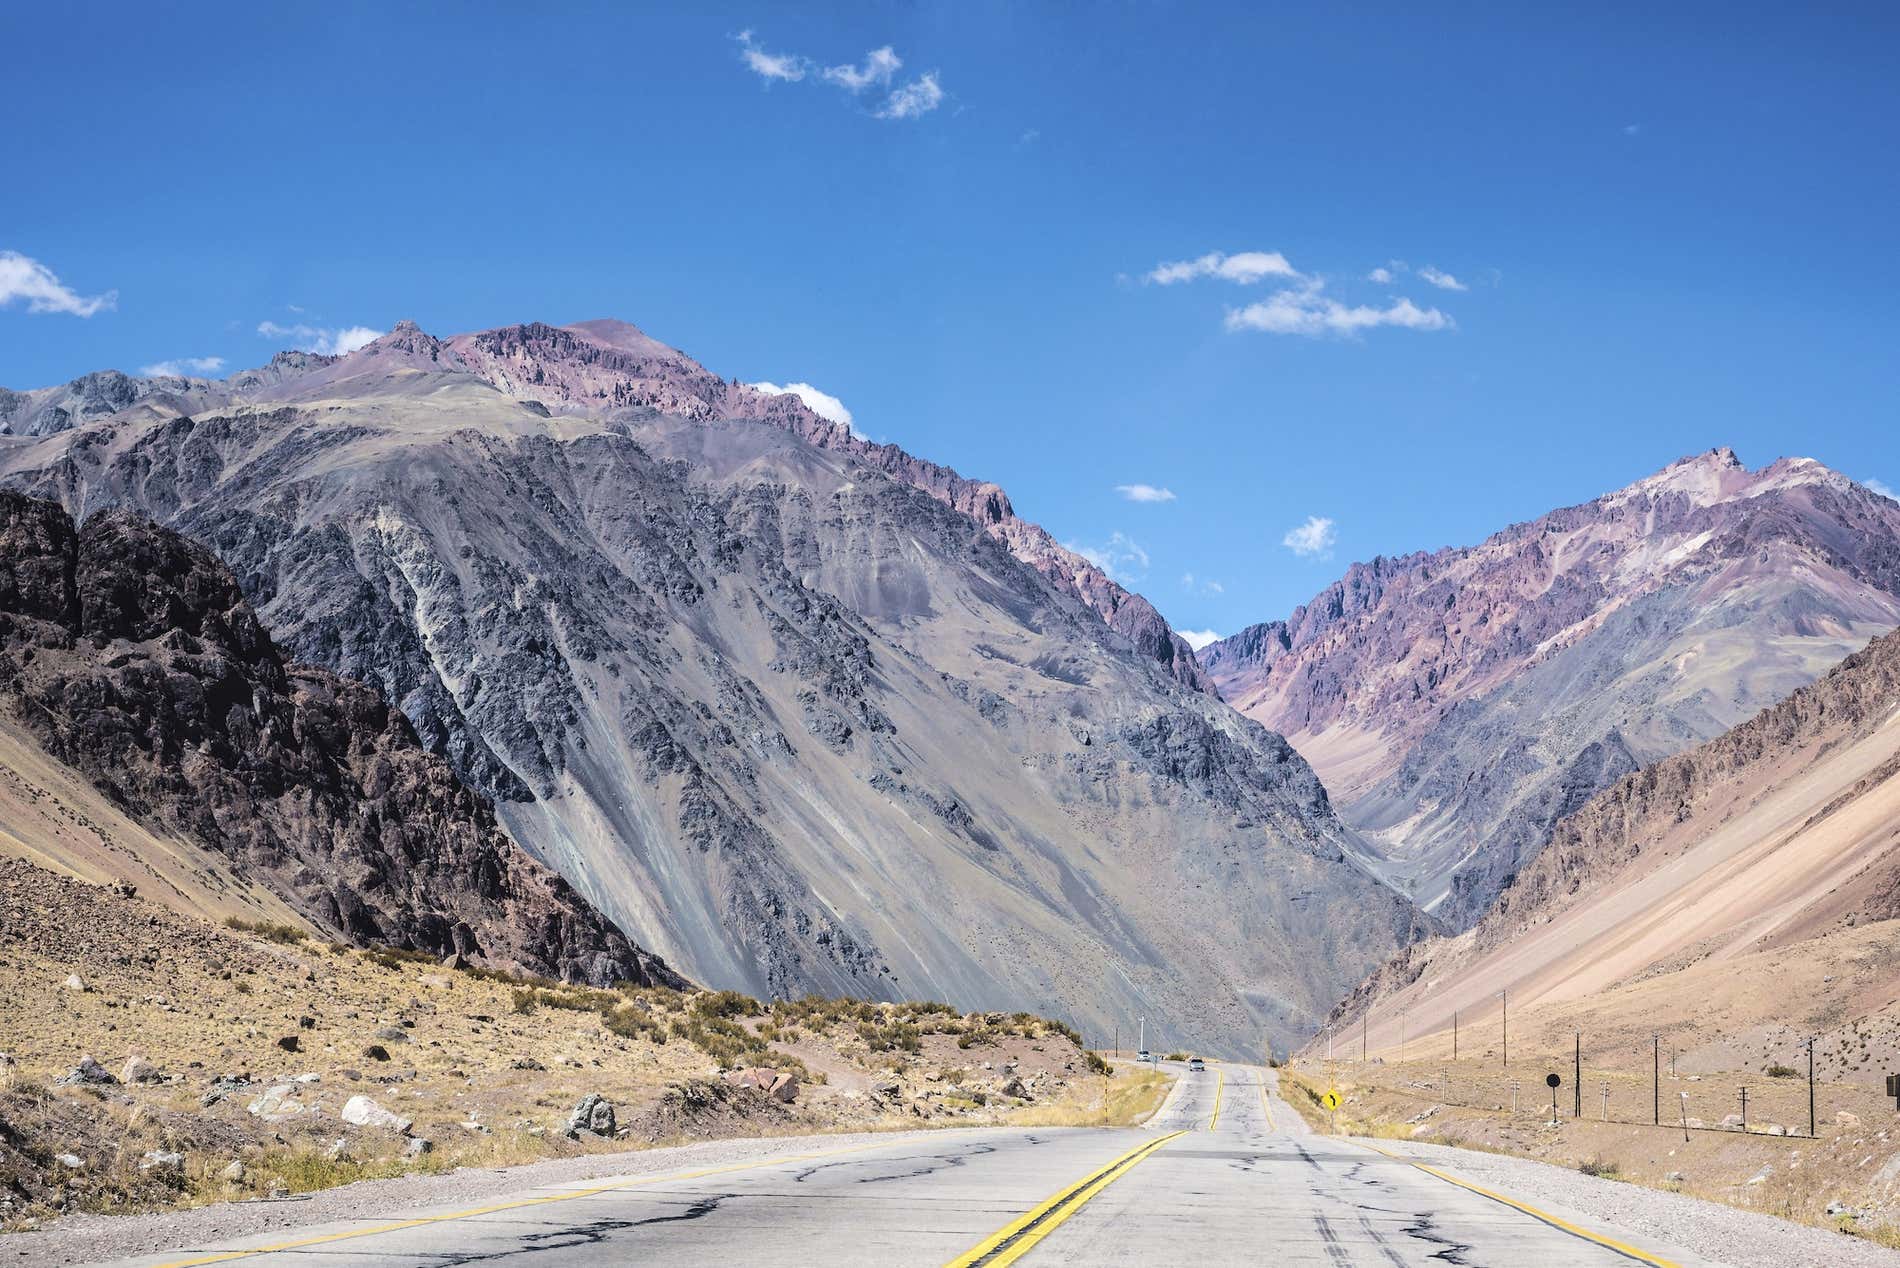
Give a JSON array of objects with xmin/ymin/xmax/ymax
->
[{"xmin": 1206, "ymin": 447, "xmax": 1900, "ymax": 928}]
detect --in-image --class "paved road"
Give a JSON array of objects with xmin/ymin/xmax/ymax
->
[{"xmin": 106, "ymin": 1064, "xmax": 1721, "ymax": 1267}]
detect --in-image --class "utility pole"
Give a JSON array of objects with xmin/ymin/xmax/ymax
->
[
  {"xmin": 1808, "ymin": 1037, "xmax": 1816, "ymax": 1139},
  {"xmin": 1500, "ymin": 990, "xmax": 1508, "ymax": 1067},
  {"xmin": 1401, "ymin": 1009, "xmax": 1408, "ymax": 1063},
  {"xmin": 1325, "ymin": 1027, "xmax": 1332, "ymax": 1061},
  {"xmin": 1740, "ymin": 1085, "xmax": 1749, "ymax": 1133},
  {"xmin": 1453, "ymin": 1011, "xmax": 1459, "ymax": 1061},
  {"xmin": 1600, "ymin": 1083, "xmax": 1609, "ymax": 1120},
  {"xmin": 1680, "ymin": 1092, "xmax": 1691, "ymax": 1143},
  {"xmin": 1362, "ymin": 1011, "xmax": 1367, "ymax": 1062},
  {"xmin": 1139, "ymin": 1016, "xmax": 1145, "ymax": 1056},
  {"xmin": 1574, "ymin": 1031, "xmax": 1582, "ymax": 1118},
  {"xmin": 1652, "ymin": 1034, "xmax": 1660, "ymax": 1126}
]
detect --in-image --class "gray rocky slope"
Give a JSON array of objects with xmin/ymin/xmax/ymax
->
[
  {"xmin": 0, "ymin": 320, "xmax": 1430, "ymax": 1054},
  {"xmin": 1204, "ymin": 448, "xmax": 1900, "ymax": 929}
]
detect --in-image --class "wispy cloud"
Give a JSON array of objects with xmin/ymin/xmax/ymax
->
[
  {"xmin": 736, "ymin": 29, "xmax": 807, "ymax": 82},
  {"xmin": 1367, "ymin": 265, "xmax": 1397, "ymax": 284},
  {"xmin": 1115, "ymin": 483, "xmax": 1176, "ymax": 503},
  {"xmin": 1227, "ymin": 280, "xmax": 1451, "ymax": 338},
  {"xmin": 1064, "ymin": 531, "xmax": 1150, "ymax": 584},
  {"xmin": 257, "ymin": 320, "xmax": 382, "ymax": 356},
  {"xmin": 0, "ymin": 250, "xmax": 117, "ymax": 317},
  {"xmin": 748, "ymin": 379, "xmax": 864, "ymax": 439},
  {"xmin": 1146, "ymin": 251, "xmax": 1299, "ymax": 286},
  {"xmin": 824, "ymin": 45, "xmax": 900, "ymax": 92},
  {"xmin": 1417, "ymin": 265, "xmax": 1468, "ymax": 291},
  {"xmin": 1624, "ymin": 122, "xmax": 1643, "ymax": 136},
  {"xmin": 140, "ymin": 355, "xmax": 225, "ymax": 378},
  {"xmin": 877, "ymin": 72, "xmax": 943, "ymax": 120},
  {"xmin": 1179, "ymin": 572, "xmax": 1224, "ymax": 596},
  {"xmin": 1866, "ymin": 477, "xmax": 1896, "ymax": 501},
  {"xmin": 1282, "ymin": 515, "xmax": 1337, "ymax": 558},
  {"xmin": 1178, "ymin": 628, "xmax": 1222, "ymax": 651},
  {"xmin": 737, "ymin": 32, "xmax": 944, "ymax": 120}
]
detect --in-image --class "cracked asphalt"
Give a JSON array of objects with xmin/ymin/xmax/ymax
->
[{"xmin": 85, "ymin": 1065, "xmax": 1738, "ymax": 1267}]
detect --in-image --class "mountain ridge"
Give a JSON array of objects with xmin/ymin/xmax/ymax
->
[
  {"xmin": 0, "ymin": 489, "xmax": 680, "ymax": 988},
  {"xmin": 0, "ymin": 320, "xmax": 1429, "ymax": 1054},
  {"xmin": 1204, "ymin": 446, "xmax": 1900, "ymax": 927}
]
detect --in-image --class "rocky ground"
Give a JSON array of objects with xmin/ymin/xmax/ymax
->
[
  {"xmin": 1282, "ymin": 1058, "xmax": 1900, "ymax": 1254},
  {"xmin": 0, "ymin": 857, "xmax": 1151, "ymax": 1236}
]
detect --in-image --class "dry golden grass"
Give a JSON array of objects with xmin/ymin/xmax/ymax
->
[{"xmin": 1005, "ymin": 1068, "xmax": 1172, "ymax": 1129}]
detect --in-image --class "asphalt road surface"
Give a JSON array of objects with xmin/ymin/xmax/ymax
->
[{"xmin": 106, "ymin": 1064, "xmax": 1721, "ymax": 1267}]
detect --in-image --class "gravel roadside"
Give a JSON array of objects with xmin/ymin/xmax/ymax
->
[
  {"xmin": 1266, "ymin": 1067, "xmax": 1896, "ymax": 1266},
  {"xmin": 9, "ymin": 1124, "xmax": 987, "ymax": 1267},
  {"xmin": 1364, "ymin": 1135, "xmax": 1900, "ymax": 1267}
]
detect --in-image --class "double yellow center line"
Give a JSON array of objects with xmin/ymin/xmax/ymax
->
[{"xmin": 944, "ymin": 1130, "xmax": 1186, "ymax": 1267}]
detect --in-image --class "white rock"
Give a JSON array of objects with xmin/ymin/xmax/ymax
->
[
  {"xmin": 55, "ymin": 1154, "xmax": 84, "ymax": 1170},
  {"xmin": 247, "ymin": 1085, "xmax": 307, "ymax": 1121},
  {"xmin": 341, "ymin": 1094, "xmax": 414, "ymax": 1134}
]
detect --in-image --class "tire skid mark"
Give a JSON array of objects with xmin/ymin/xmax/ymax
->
[{"xmin": 426, "ymin": 1194, "xmax": 735, "ymax": 1264}]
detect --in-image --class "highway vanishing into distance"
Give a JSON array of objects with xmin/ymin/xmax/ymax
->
[{"xmin": 106, "ymin": 1065, "xmax": 1717, "ymax": 1267}]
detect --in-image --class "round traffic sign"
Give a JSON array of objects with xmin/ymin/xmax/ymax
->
[
  {"xmin": 1546, "ymin": 1073, "xmax": 1562, "ymax": 1088},
  {"xmin": 1321, "ymin": 1090, "xmax": 1341, "ymax": 1110}
]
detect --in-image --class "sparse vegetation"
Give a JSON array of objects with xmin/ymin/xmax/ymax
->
[
  {"xmin": 1578, "ymin": 1158, "xmax": 1621, "ymax": 1179},
  {"xmin": 221, "ymin": 916, "xmax": 304, "ymax": 945},
  {"xmin": 1766, "ymin": 1064, "xmax": 1798, "ymax": 1078}
]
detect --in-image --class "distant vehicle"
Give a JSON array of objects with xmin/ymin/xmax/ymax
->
[
  {"xmin": 1188, "ymin": 1057, "xmax": 1206, "ymax": 1072},
  {"xmin": 1137, "ymin": 1049, "xmax": 1152, "ymax": 1063}
]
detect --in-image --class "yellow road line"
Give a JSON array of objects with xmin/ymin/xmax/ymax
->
[
  {"xmin": 1259, "ymin": 1075, "xmax": 1276, "ymax": 1131},
  {"xmin": 1351, "ymin": 1141, "xmax": 1679, "ymax": 1268},
  {"xmin": 1207, "ymin": 1068, "xmax": 1225, "ymax": 1129},
  {"xmin": 945, "ymin": 1131, "xmax": 1184, "ymax": 1267},
  {"xmin": 153, "ymin": 1136, "xmax": 914, "ymax": 1268}
]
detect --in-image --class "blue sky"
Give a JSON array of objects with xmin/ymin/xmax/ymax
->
[{"xmin": 5, "ymin": 3, "xmax": 1897, "ymax": 643}]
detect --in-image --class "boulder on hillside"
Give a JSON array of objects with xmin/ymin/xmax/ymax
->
[
  {"xmin": 55, "ymin": 1056, "xmax": 118, "ymax": 1086},
  {"xmin": 565, "ymin": 1093, "xmax": 616, "ymax": 1138},
  {"xmin": 341, "ymin": 1094, "xmax": 414, "ymax": 1134}
]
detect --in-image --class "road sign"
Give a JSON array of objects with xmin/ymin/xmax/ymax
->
[
  {"xmin": 1321, "ymin": 1090, "xmax": 1341, "ymax": 1111},
  {"xmin": 1546, "ymin": 1073, "xmax": 1562, "ymax": 1089}
]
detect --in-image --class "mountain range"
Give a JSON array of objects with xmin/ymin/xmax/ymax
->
[
  {"xmin": 1323, "ymin": 623, "xmax": 1900, "ymax": 1086},
  {"xmin": 1203, "ymin": 448, "xmax": 1900, "ymax": 928},
  {"xmin": 0, "ymin": 319, "xmax": 1429, "ymax": 1055},
  {"xmin": 0, "ymin": 489, "xmax": 676, "ymax": 988}
]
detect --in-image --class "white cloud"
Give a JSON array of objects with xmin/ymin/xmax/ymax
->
[
  {"xmin": 824, "ymin": 45, "xmax": 901, "ymax": 91},
  {"xmin": 0, "ymin": 250, "xmax": 117, "ymax": 317},
  {"xmin": 257, "ymin": 320, "xmax": 382, "ymax": 356},
  {"xmin": 749, "ymin": 380, "xmax": 863, "ymax": 438},
  {"xmin": 1282, "ymin": 515, "xmax": 1337, "ymax": 558},
  {"xmin": 1146, "ymin": 250, "xmax": 1300, "ymax": 286},
  {"xmin": 736, "ymin": 33, "xmax": 942, "ymax": 121},
  {"xmin": 877, "ymin": 72, "xmax": 944, "ymax": 120},
  {"xmin": 1624, "ymin": 123, "xmax": 1643, "ymax": 136},
  {"xmin": 1866, "ymin": 477, "xmax": 1896, "ymax": 500},
  {"xmin": 139, "ymin": 355, "xmax": 225, "ymax": 378},
  {"xmin": 736, "ymin": 29, "xmax": 807, "ymax": 82},
  {"xmin": 1367, "ymin": 266, "xmax": 1396, "ymax": 284},
  {"xmin": 1417, "ymin": 265, "xmax": 1468, "ymax": 291},
  {"xmin": 1177, "ymin": 628, "xmax": 1222, "ymax": 651},
  {"xmin": 1226, "ymin": 279, "xmax": 1452, "ymax": 338},
  {"xmin": 1179, "ymin": 572, "xmax": 1223, "ymax": 596},
  {"xmin": 1064, "ymin": 531, "xmax": 1150, "ymax": 584},
  {"xmin": 1115, "ymin": 483, "xmax": 1176, "ymax": 503}
]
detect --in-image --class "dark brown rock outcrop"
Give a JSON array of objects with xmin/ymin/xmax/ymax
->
[{"xmin": 0, "ymin": 491, "xmax": 681, "ymax": 989}]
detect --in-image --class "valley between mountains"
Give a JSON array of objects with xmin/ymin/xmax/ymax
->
[{"xmin": 9, "ymin": 316, "xmax": 1900, "ymax": 1251}]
